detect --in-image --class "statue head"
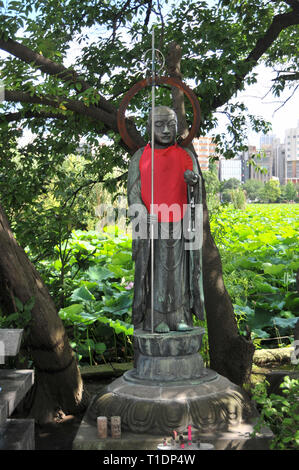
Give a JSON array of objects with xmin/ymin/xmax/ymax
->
[{"xmin": 147, "ymin": 106, "xmax": 178, "ymax": 148}]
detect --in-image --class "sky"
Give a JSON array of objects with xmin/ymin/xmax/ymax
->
[{"xmin": 234, "ymin": 65, "xmax": 299, "ymax": 147}]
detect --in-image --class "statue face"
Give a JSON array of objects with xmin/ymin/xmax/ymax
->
[{"xmin": 151, "ymin": 109, "xmax": 177, "ymax": 148}]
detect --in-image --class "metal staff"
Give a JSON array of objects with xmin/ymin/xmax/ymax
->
[{"xmin": 150, "ymin": 27, "xmax": 155, "ymax": 334}]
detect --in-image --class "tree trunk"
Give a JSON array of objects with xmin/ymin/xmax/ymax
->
[
  {"xmin": 201, "ymin": 183, "xmax": 255, "ymax": 385},
  {"xmin": 0, "ymin": 202, "xmax": 89, "ymax": 423},
  {"xmin": 167, "ymin": 42, "xmax": 255, "ymax": 386}
]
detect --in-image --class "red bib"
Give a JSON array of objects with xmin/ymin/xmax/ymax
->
[{"xmin": 139, "ymin": 144, "xmax": 193, "ymax": 222}]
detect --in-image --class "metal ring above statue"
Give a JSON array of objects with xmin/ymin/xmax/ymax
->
[{"xmin": 117, "ymin": 76, "xmax": 201, "ymax": 152}]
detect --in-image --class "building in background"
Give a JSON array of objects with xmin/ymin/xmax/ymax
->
[
  {"xmin": 272, "ymin": 140, "xmax": 286, "ymax": 185},
  {"xmin": 193, "ymin": 125, "xmax": 299, "ymax": 185},
  {"xmin": 284, "ymin": 125, "xmax": 299, "ymax": 184},
  {"xmin": 193, "ymin": 137, "xmax": 216, "ymax": 171},
  {"xmin": 260, "ymin": 133, "xmax": 276, "ymax": 147},
  {"xmin": 219, "ymin": 157, "xmax": 242, "ymax": 182}
]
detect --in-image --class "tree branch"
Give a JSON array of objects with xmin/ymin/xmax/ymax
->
[
  {"xmin": 211, "ymin": 9, "xmax": 299, "ymax": 111},
  {"xmin": 0, "ymin": 35, "xmax": 145, "ymax": 152},
  {"xmin": 273, "ymin": 83, "xmax": 299, "ymax": 113},
  {"xmin": 0, "ymin": 36, "xmax": 116, "ymax": 115},
  {"xmin": 166, "ymin": 42, "xmax": 189, "ymax": 139},
  {"xmin": 282, "ymin": 0, "xmax": 299, "ymax": 10},
  {"xmin": 273, "ymin": 71, "xmax": 299, "ymax": 81},
  {"xmin": 0, "ymin": 110, "xmax": 68, "ymax": 123},
  {"xmin": 4, "ymin": 89, "xmax": 118, "ymax": 130}
]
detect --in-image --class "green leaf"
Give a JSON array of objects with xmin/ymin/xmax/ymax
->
[
  {"xmin": 271, "ymin": 316, "xmax": 299, "ymax": 332},
  {"xmin": 14, "ymin": 297, "xmax": 24, "ymax": 312},
  {"xmin": 59, "ymin": 304, "xmax": 84, "ymax": 316},
  {"xmin": 86, "ymin": 265, "xmax": 115, "ymax": 282},
  {"xmin": 252, "ymin": 328, "xmax": 270, "ymax": 339},
  {"xmin": 71, "ymin": 286, "xmax": 95, "ymax": 302},
  {"xmin": 262, "ymin": 263, "xmax": 286, "ymax": 275},
  {"xmin": 24, "ymin": 296, "xmax": 35, "ymax": 311},
  {"xmin": 95, "ymin": 342, "xmax": 106, "ymax": 354},
  {"xmin": 111, "ymin": 250, "xmax": 132, "ymax": 266}
]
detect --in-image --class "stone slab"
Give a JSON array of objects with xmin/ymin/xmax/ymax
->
[
  {"xmin": 80, "ymin": 362, "xmax": 133, "ymax": 379},
  {"xmin": 0, "ymin": 402, "xmax": 7, "ymax": 426},
  {"xmin": 0, "ymin": 369, "xmax": 34, "ymax": 416},
  {"xmin": 0, "ymin": 329, "xmax": 23, "ymax": 356},
  {"xmin": 73, "ymin": 416, "xmax": 273, "ymax": 451},
  {"xmin": 0, "ymin": 419, "xmax": 35, "ymax": 450}
]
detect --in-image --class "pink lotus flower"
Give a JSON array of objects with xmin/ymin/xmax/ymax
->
[{"xmin": 125, "ymin": 281, "xmax": 134, "ymax": 290}]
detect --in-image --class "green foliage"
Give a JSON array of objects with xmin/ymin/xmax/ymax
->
[
  {"xmin": 34, "ymin": 229, "xmax": 134, "ymax": 366},
  {"xmin": 243, "ymin": 179, "xmax": 264, "ymax": 202},
  {"xmin": 251, "ymin": 376, "xmax": 299, "ymax": 450},
  {"xmin": 0, "ymin": 296, "xmax": 34, "ymax": 368},
  {"xmin": 0, "ymin": 144, "xmax": 126, "ymax": 264},
  {"xmin": 2, "ymin": 0, "xmax": 297, "ymax": 169},
  {"xmin": 0, "ymin": 296, "xmax": 34, "ymax": 330},
  {"xmin": 230, "ymin": 187, "xmax": 246, "ymax": 209},
  {"xmin": 260, "ymin": 178, "xmax": 281, "ymax": 203},
  {"xmin": 281, "ymin": 181, "xmax": 298, "ymax": 202},
  {"xmin": 202, "ymin": 161, "xmax": 221, "ymax": 222},
  {"xmin": 220, "ymin": 178, "xmax": 241, "ymax": 192},
  {"xmin": 211, "ymin": 204, "xmax": 299, "ymax": 348}
]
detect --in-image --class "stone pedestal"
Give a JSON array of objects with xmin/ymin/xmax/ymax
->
[{"xmin": 85, "ymin": 328, "xmax": 259, "ymax": 435}]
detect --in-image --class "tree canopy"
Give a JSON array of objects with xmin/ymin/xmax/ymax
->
[{"xmin": 1, "ymin": 0, "xmax": 299, "ymax": 170}]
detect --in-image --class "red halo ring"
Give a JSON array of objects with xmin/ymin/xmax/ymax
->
[{"xmin": 117, "ymin": 76, "xmax": 201, "ymax": 151}]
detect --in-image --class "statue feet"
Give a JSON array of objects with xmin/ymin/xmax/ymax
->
[
  {"xmin": 154, "ymin": 321, "xmax": 170, "ymax": 333},
  {"xmin": 154, "ymin": 321, "xmax": 193, "ymax": 333},
  {"xmin": 176, "ymin": 321, "xmax": 193, "ymax": 332}
]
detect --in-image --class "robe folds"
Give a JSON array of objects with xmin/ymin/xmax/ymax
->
[{"xmin": 127, "ymin": 143, "xmax": 204, "ymax": 331}]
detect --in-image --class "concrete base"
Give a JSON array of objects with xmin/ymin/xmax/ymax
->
[
  {"xmin": 77, "ymin": 327, "xmax": 273, "ymax": 450},
  {"xmin": 85, "ymin": 368, "xmax": 258, "ymax": 435},
  {"xmin": 0, "ymin": 419, "xmax": 35, "ymax": 450},
  {"xmin": 73, "ymin": 417, "xmax": 273, "ymax": 450}
]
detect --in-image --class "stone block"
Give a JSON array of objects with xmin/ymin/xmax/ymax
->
[
  {"xmin": 0, "ymin": 329, "xmax": 23, "ymax": 356},
  {"xmin": 134, "ymin": 327, "xmax": 205, "ymax": 357},
  {"xmin": 0, "ymin": 402, "xmax": 7, "ymax": 426},
  {"xmin": 0, "ymin": 369, "xmax": 34, "ymax": 416},
  {"xmin": 0, "ymin": 419, "xmax": 35, "ymax": 450},
  {"xmin": 135, "ymin": 352, "xmax": 204, "ymax": 381}
]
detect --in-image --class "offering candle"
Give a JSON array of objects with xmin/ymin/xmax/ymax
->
[
  {"xmin": 111, "ymin": 416, "xmax": 121, "ymax": 439},
  {"xmin": 97, "ymin": 416, "xmax": 107, "ymax": 439}
]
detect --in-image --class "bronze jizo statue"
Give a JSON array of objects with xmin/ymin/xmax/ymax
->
[{"xmin": 127, "ymin": 106, "xmax": 204, "ymax": 333}]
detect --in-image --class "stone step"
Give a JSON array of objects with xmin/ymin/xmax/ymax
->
[
  {"xmin": 0, "ymin": 419, "xmax": 35, "ymax": 450},
  {"xmin": 0, "ymin": 369, "xmax": 34, "ymax": 419},
  {"xmin": 0, "ymin": 401, "xmax": 7, "ymax": 426}
]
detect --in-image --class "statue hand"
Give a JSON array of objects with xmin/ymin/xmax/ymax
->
[{"xmin": 184, "ymin": 170, "xmax": 199, "ymax": 186}]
